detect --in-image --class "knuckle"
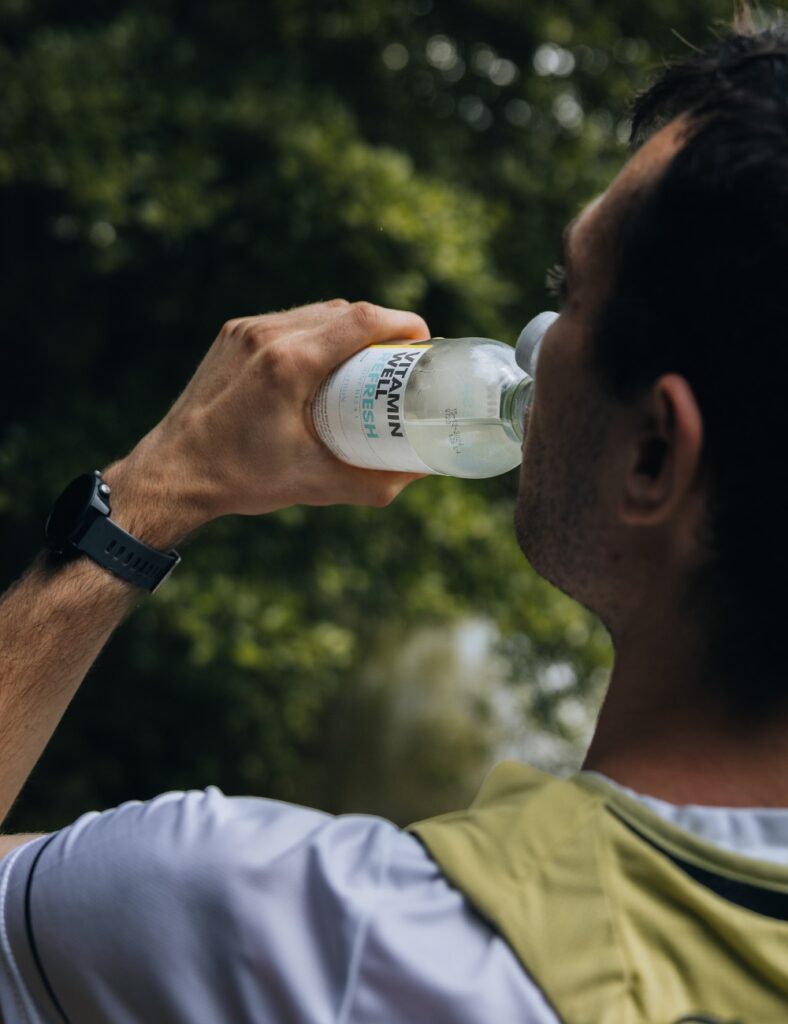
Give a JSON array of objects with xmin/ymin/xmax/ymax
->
[
  {"xmin": 221, "ymin": 317, "xmax": 245, "ymax": 338},
  {"xmin": 242, "ymin": 318, "xmax": 277, "ymax": 353},
  {"xmin": 326, "ymin": 298, "xmax": 350, "ymax": 309},
  {"xmin": 257, "ymin": 339, "xmax": 305, "ymax": 390},
  {"xmin": 257, "ymin": 338, "xmax": 289, "ymax": 376},
  {"xmin": 349, "ymin": 301, "xmax": 380, "ymax": 333},
  {"xmin": 221, "ymin": 317, "xmax": 281, "ymax": 355}
]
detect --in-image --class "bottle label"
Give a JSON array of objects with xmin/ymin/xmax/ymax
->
[{"xmin": 312, "ymin": 345, "xmax": 433, "ymax": 473}]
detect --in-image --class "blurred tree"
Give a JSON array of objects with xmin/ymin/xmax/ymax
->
[{"xmin": 0, "ymin": 0, "xmax": 735, "ymax": 830}]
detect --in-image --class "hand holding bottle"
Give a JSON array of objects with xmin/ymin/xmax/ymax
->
[{"xmin": 116, "ymin": 300, "xmax": 432, "ymax": 532}]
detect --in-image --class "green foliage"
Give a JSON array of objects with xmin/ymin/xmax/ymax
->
[{"xmin": 0, "ymin": 0, "xmax": 734, "ymax": 829}]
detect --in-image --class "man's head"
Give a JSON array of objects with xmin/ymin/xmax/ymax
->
[{"xmin": 516, "ymin": 3, "xmax": 788, "ymax": 721}]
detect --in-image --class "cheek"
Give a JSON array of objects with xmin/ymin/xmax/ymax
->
[
  {"xmin": 520, "ymin": 319, "xmax": 594, "ymax": 493},
  {"xmin": 534, "ymin": 313, "xmax": 591, "ymax": 418},
  {"xmin": 520, "ymin": 386, "xmax": 551, "ymax": 493},
  {"xmin": 534, "ymin": 312, "xmax": 570, "ymax": 388}
]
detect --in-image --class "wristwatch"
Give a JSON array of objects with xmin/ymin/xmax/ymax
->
[{"xmin": 44, "ymin": 470, "xmax": 181, "ymax": 593}]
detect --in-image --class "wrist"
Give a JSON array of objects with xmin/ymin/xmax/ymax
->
[{"xmin": 102, "ymin": 444, "xmax": 213, "ymax": 552}]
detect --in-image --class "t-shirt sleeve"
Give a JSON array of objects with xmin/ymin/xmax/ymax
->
[{"xmin": 0, "ymin": 787, "xmax": 401, "ymax": 1024}]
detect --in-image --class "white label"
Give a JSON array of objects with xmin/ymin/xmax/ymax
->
[{"xmin": 312, "ymin": 345, "xmax": 433, "ymax": 473}]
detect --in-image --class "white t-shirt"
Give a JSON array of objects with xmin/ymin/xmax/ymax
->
[{"xmin": 1, "ymin": 771, "xmax": 788, "ymax": 1023}]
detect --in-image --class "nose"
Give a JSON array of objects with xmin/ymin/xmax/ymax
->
[{"xmin": 515, "ymin": 311, "xmax": 559, "ymax": 377}]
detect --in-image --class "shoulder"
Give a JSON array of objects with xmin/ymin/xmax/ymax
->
[
  {"xmin": 0, "ymin": 789, "xmax": 559, "ymax": 1023},
  {"xmin": 0, "ymin": 789, "xmax": 432, "ymax": 1021},
  {"xmin": 8, "ymin": 786, "xmax": 420, "ymax": 949}
]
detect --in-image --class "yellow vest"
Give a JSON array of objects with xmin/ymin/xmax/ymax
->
[{"xmin": 407, "ymin": 761, "xmax": 788, "ymax": 1024}]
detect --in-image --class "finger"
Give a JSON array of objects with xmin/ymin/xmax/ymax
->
[
  {"xmin": 307, "ymin": 301, "xmax": 431, "ymax": 376},
  {"xmin": 272, "ymin": 298, "xmax": 351, "ymax": 328},
  {"xmin": 224, "ymin": 299, "xmax": 350, "ymax": 336}
]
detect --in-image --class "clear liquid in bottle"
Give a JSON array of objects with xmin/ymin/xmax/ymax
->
[{"xmin": 312, "ymin": 337, "xmax": 533, "ymax": 479}]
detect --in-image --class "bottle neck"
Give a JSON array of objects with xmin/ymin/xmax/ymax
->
[{"xmin": 500, "ymin": 375, "xmax": 534, "ymax": 442}]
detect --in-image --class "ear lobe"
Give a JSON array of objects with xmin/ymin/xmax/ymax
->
[{"xmin": 620, "ymin": 374, "xmax": 702, "ymax": 527}]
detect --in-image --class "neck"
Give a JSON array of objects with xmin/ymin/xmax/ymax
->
[{"xmin": 581, "ymin": 587, "xmax": 788, "ymax": 808}]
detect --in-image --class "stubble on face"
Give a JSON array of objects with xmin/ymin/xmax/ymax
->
[
  {"xmin": 514, "ymin": 187, "xmax": 615, "ymax": 612},
  {"xmin": 514, "ymin": 388, "xmax": 610, "ymax": 611},
  {"xmin": 514, "ymin": 117, "xmax": 691, "ymax": 624}
]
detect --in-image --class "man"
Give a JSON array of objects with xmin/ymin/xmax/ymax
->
[{"xmin": 1, "ymin": 8, "xmax": 787, "ymax": 1022}]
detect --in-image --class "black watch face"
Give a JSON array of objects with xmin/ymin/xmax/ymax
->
[{"xmin": 45, "ymin": 474, "xmax": 99, "ymax": 553}]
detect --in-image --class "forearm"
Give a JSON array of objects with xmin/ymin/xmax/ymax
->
[
  {"xmin": 0, "ymin": 551, "xmax": 139, "ymax": 824},
  {"xmin": 0, "ymin": 451, "xmax": 207, "ymax": 825}
]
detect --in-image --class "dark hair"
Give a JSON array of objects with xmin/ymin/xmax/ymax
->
[{"xmin": 588, "ymin": 1, "xmax": 788, "ymax": 721}]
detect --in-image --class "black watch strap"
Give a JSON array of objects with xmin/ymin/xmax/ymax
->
[{"xmin": 78, "ymin": 514, "xmax": 181, "ymax": 593}]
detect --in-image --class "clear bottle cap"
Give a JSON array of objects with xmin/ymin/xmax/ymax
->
[{"xmin": 515, "ymin": 311, "xmax": 559, "ymax": 377}]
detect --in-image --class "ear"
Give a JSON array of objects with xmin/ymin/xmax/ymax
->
[{"xmin": 619, "ymin": 374, "xmax": 703, "ymax": 527}]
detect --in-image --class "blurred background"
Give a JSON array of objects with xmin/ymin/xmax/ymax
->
[{"xmin": 0, "ymin": 0, "xmax": 738, "ymax": 831}]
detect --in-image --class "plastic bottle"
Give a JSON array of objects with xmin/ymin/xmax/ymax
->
[{"xmin": 311, "ymin": 313, "xmax": 558, "ymax": 479}]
